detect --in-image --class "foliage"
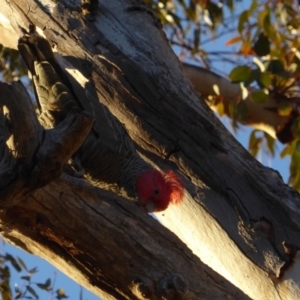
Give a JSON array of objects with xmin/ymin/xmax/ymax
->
[
  {"xmin": 0, "ymin": 248, "xmax": 69, "ymax": 300},
  {"xmin": 144, "ymin": 0, "xmax": 240, "ymax": 67},
  {"xmin": 0, "ymin": 5, "xmax": 299, "ymax": 187},
  {"xmin": 226, "ymin": 0, "xmax": 300, "ymax": 188},
  {"xmin": 2, "ymin": 1, "xmax": 299, "ymax": 190},
  {"xmin": 249, "ymin": 130, "xmax": 275, "ymax": 158},
  {"xmin": 0, "ymin": 0, "xmax": 299, "ymax": 298},
  {"xmin": 1, "ymin": 2, "xmax": 300, "ymax": 187},
  {"xmin": 228, "ymin": 0, "xmax": 300, "ymax": 106},
  {"xmin": 0, "ymin": 45, "xmax": 27, "ymax": 82},
  {"xmin": 144, "ymin": 0, "xmax": 300, "ymax": 191}
]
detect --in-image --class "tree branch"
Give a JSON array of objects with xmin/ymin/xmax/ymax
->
[
  {"xmin": 0, "ymin": 0, "xmax": 300, "ymax": 299},
  {"xmin": 1, "ymin": 175, "xmax": 248, "ymax": 299},
  {"xmin": 0, "ymin": 80, "xmax": 93, "ymax": 205},
  {"xmin": 182, "ymin": 63, "xmax": 291, "ymax": 140}
]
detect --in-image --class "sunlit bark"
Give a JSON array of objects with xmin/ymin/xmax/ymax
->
[{"xmin": 0, "ymin": 0, "xmax": 300, "ymax": 299}]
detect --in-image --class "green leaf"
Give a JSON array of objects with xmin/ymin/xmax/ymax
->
[
  {"xmin": 206, "ymin": 1, "xmax": 223, "ymax": 27},
  {"xmin": 1, "ymin": 266, "xmax": 10, "ymax": 279},
  {"xmin": 1, "ymin": 289, "xmax": 11, "ymax": 300},
  {"xmin": 36, "ymin": 278, "xmax": 51, "ymax": 291},
  {"xmin": 249, "ymin": 0, "xmax": 258, "ymax": 15},
  {"xmin": 278, "ymin": 102, "xmax": 293, "ymax": 116},
  {"xmin": 224, "ymin": 0, "xmax": 234, "ymax": 11},
  {"xmin": 253, "ymin": 33, "xmax": 270, "ymax": 56},
  {"xmin": 28, "ymin": 267, "xmax": 38, "ymax": 274},
  {"xmin": 244, "ymin": 68, "xmax": 260, "ymax": 86},
  {"xmin": 238, "ymin": 10, "xmax": 249, "ymax": 33},
  {"xmin": 229, "ymin": 65, "xmax": 251, "ymax": 83},
  {"xmin": 178, "ymin": 0, "xmax": 187, "ymax": 10},
  {"xmin": 17, "ymin": 257, "xmax": 28, "ymax": 271},
  {"xmin": 285, "ymin": 4, "xmax": 297, "ymax": 18},
  {"xmin": 289, "ymin": 140, "xmax": 300, "ymax": 190},
  {"xmin": 258, "ymin": 8, "xmax": 269, "ymax": 27},
  {"xmin": 250, "ymin": 90, "xmax": 269, "ymax": 103},
  {"xmin": 186, "ymin": 1, "xmax": 196, "ymax": 21},
  {"xmin": 5, "ymin": 254, "xmax": 21, "ymax": 272},
  {"xmin": 289, "ymin": 63, "xmax": 298, "ymax": 73},
  {"xmin": 36, "ymin": 283, "xmax": 48, "ymax": 291},
  {"xmin": 249, "ymin": 130, "xmax": 257, "ymax": 149},
  {"xmin": 169, "ymin": 12, "xmax": 182, "ymax": 30},
  {"xmin": 228, "ymin": 102, "xmax": 236, "ymax": 119},
  {"xmin": 56, "ymin": 288, "xmax": 68, "ymax": 299},
  {"xmin": 264, "ymin": 132, "xmax": 275, "ymax": 156},
  {"xmin": 292, "ymin": 117, "xmax": 300, "ymax": 138},
  {"xmin": 15, "ymin": 290, "xmax": 22, "ymax": 299},
  {"xmin": 265, "ymin": 60, "xmax": 285, "ymax": 75},
  {"xmin": 236, "ymin": 101, "xmax": 248, "ymax": 121},
  {"xmin": 240, "ymin": 39, "xmax": 252, "ymax": 57},
  {"xmin": 258, "ymin": 72, "xmax": 271, "ymax": 88},
  {"xmin": 26, "ymin": 286, "xmax": 39, "ymax": 300},
  {"xmin": 280, "ymin": 144, "xmax": 294, "ymax": 158},
  {"xmin": 45, "ymin": 278, "xmax": 51, "ymax": 287},
  {"xmin": 276, "ymin": 3, "xmax": 287, "ymax": 25},
  {"xmin": 249, "ymin": 130, "xmax": 262, "ymax": 157},
  {"xmin": 295, "ymin": 141, "xmax": 300, "ymax": 153},
  {"xmin": 214, "ymin": 101, "xmax": 225, "ymax": 116},
  {"xmin": 21, "ymin": 276, "xmax": 31, "ymax": 281},
  {"xmin": 0, "ymin": 273, "xmax": 12, "ymax": 300},
  {"xmin": 193, "ymin": 26, "xmax": 200, "ymax": 53}
]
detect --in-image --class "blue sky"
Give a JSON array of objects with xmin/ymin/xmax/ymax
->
[
  {"xmin": 2, "ymin": 241, "xmax": 95, "ymax": 300},
  {"xmin": 3, "ymin": 1, "xmax": 291, "ymax": 299}
]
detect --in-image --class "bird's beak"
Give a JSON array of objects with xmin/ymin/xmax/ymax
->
[
  {"xmin": 144, "ymin": 201, "xmax": 157, "ymax": 213},
  {"xmin": 137, "ymin": 199, "xmax": 156, "ymax": 213},
  {"xmin": 136, "ymin": 199, "xmax": 146, "ymax": 211}
]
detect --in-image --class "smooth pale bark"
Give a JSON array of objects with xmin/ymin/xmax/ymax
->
[
  {"xmin": 0, "ymin": 79, "xmax": 246, "ymax": 300},
  {"xmin": 0, "ymin": 9, "xmax": 292, "ymax": 141},
  {"xmin": 1, "ymin": 0, "xmax": 300, "ymax": 299},
  {"xmin": 0, "ymin": 12, "xmax": 18, "ymax": 49},
  {"xmin": 183, "ymin": 63, "xmax": 290, "ymax": 140}
]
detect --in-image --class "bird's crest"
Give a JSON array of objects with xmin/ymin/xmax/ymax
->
[
  {"xmin": 136, "ymin": 169, "xmax": 184, "ymax": 212},
  {"xmin": 162, "ymin": 170, "xmax": 184, "ymax": 205}
]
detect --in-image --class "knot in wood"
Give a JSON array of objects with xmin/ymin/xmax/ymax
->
[
  {"xmin": 157, "ymin": 273, "xmax": 188, "ymax": 299},
  {"xmin": 130, "ymin": 278, "xmax": 155, "ymax": 299}
]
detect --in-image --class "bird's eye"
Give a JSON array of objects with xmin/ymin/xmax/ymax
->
[{"xmin": 154, "ymin": 188, "xmax": 159, "ymax": 195}]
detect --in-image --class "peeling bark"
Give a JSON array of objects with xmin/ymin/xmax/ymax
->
[
  {"xmin": 0, "ymin": 77, "xmax": 246, "ymax": 300},
  {"xmin": 0, "ymin": 0, "xmax": 300, "ymax": 299},
  {"xmin": 0, "ymin": 81, "xmax": 93, "ymax": 205},
  {"xmin": 2, "ymin": 175, "xmax": 246, "ymax": 300}
]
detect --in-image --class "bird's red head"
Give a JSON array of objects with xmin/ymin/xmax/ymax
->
[{"xmin": 136, "ymin": 169, "xmax": 184, "ymax": 212}]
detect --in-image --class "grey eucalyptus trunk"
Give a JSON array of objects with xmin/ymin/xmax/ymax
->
[{"xmin": 0, "ymin": 0, "xmax": 300, "ymax": 299}]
